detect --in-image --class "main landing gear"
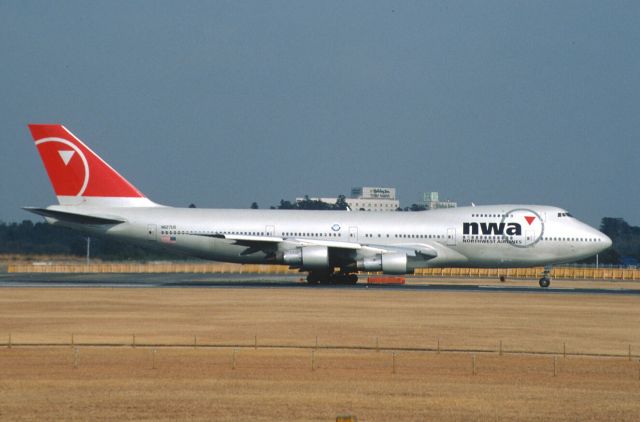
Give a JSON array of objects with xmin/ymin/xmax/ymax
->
[
  {"xmin": 306, "ymin": 271, "xmax": 358, "ymax": 285},
  {"xmin": 539, "ymin": 265, "xmax": 552, "ymax": 288}
]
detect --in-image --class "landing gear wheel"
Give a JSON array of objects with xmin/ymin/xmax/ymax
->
[
  {"xmin": 539, "ymin": 265, "xmax": 552, "ymax": 288},
  {"xmin": 499, "ymin": 275, "xmax": 506, "ymax": 282},
  {"xmin": 306, "ymin": 272, "xmax": 322, "ymax": 284},
  {"xmin": 307, "ymin": 271, "xmax": 358, "ymax": 285},
  {"xmin": 539, "ymin": 277, "xmax": 550, "ymax": 288},
  {"xmin": 327, "ymin": 273, "xmax": 358, "ymax": 285},
  {"xmin": 331, "ymin": 273, "xmax": 346, "ymax": 284}
]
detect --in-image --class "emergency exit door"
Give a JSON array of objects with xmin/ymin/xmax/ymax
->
[{"xmin": 147, "ymin": 224, "xmax": 157, "ymax": 241}]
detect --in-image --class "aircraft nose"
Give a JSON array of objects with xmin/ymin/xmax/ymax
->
[{"xmin": 601, "ymin": 233, "xmax": 612, "ymax": 250}]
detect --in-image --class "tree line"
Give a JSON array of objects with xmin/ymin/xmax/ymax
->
[
  {"xmin": 251, "ymin": 196, "xmax": 427, "ymax": 211},
  {"xmin": 595, "ymin": 218, "xmax": 640, "ymax": 266},
  {"xmin": 0, "ymin": 220, "xmax": 177, "ymax": 260}
]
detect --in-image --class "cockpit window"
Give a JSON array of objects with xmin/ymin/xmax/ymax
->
[{"xmin": 557, "ymin": 212, "xmax": 573, "ymax": 218}]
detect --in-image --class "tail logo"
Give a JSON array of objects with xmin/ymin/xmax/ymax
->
[
  {"xmin": 35, "ymin": 137, "xmax": 90, "ymax": 197},
  {"xmin": 58, "ymin": 150, "xmax": 75, "ymax": 166}
]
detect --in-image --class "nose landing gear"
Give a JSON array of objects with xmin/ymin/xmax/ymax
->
[{"xmin": 539, "ymin": 265, "xmax": 552, "ymax": 288}]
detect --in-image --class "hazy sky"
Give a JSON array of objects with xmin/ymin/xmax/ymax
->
[{"xmin": 1, "ymin": 1, "xmax": 638, "ymax": 226}]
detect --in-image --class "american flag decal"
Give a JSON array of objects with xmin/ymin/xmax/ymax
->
[{"xmin": 161, "ymin": 235, "xmax": 177, "ymax": 243}]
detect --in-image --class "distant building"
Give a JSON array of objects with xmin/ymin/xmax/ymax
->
[
  {"xmin": 349, "ymin": 187, "xmax": 399, "ymax": 211},
  {"xmin": 351, "ymin": 187, "xmax": 396, "ymax": 200},
  {"xmin": 423, "ymin": 192, "xmax": 457, "ymax": 210},
  {"xmin": 296, "ymin": 186, "xmax": 400, "ymax": 212}
]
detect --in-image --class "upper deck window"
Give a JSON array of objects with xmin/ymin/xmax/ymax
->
[{"xmin": 557, "ymin": 212, "xmax": 574, "ymax": 218}]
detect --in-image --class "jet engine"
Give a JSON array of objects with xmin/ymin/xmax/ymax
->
[
  {"xmin": 282, "ymin": 245, "xmax": 330, "ymax": 270},
  {"xmin": 358, "ymin": 253, "xmax": 410, "ymax": 275}
]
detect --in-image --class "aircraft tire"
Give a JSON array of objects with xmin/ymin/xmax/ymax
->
[
  {"xmin": 330, "ymin": 274, "xmax": 345, "ymax": 284},
  {"xmin": 327, "ymin": 273, "xmax": 357, "ymax": 285},
  {"xmin": 306, "ymin": 273, "xmax": 320, "ymax": 284},
  {"xmin": 539, "ymin": 277, "xmax": 550, "ymax": 288}
]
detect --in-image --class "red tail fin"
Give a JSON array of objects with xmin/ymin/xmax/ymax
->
[{"xmin": 28, "ymin": 124, "xmax": 151, "ymax": 206}]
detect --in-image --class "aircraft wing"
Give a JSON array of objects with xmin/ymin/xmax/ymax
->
[
  {"xmin": 200, "ymin": 234, "xmax": 438, "ymax": 260},
  {"xmin": 369, "ymin": 243, "xmax": 439, "ymax": 259},
  {"xmin": 207, "ymin": 233, "xmax": 285, "ymax": 243},
  {"xmin": 202, "ymin": 233, "xmax": 362, "ymax": 249}
]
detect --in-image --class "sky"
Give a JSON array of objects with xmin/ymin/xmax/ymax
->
[{"xmin": 1, "ymin": 1, "xmax": 638, "ymax": 227}]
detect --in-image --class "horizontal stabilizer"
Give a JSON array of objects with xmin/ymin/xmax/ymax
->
[{"xmin": 23, "ymin": 207, "xmax": 125, "ymax": 225}]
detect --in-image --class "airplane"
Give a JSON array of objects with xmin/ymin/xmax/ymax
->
[{"xmin": 24, "ymin": 124, "xmax": 612, "ymax": 288}]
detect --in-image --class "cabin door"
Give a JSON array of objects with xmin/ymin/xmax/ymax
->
[
  {"xmin": 147, "ymin": 224, "xmax": 157, "ymax": 241},
  {"xmin": 349, "ymin": 226, "xmax": 358, "ymax": 242},
  {"xmin": 447, "ymin": 228, "xmax": 456, "ymax": 246},
  {"xmin": 265, "ymin": 225, "xmax": 275, "ymax": 237}
]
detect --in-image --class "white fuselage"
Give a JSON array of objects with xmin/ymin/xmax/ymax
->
[{"xmin": 47, "ymin": 203, "xmax": 611, "ymax": 271}]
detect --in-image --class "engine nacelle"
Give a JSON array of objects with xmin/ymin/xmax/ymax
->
[
  {"xmin": 282, "ymin": 245, "xmax": 330, "ymax": 270},
  {"xmin": 358, "ymin": 253, "xmax": 409, "ymax": 275}
]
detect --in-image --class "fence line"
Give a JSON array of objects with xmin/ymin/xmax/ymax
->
[
  {"xmin": 2, "ymin": 336, "xmax": 637, "ymax": 360},
  {"xmin": 7, "ymin": 263, "xmax": 640, "ymax": 280},
  {"xmin": 7, "ymin": 263, "xmax": 299, "ymax": 275},
  {"xmin": 416, "ymin": 267, "xmax": 640, "ymax": 280}
]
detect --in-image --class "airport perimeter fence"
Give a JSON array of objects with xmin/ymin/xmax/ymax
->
[
  {"xmin": 6, "ymin": 262, "xmax": 640, "ymax": 280},
  {"xmin": 2, "ymin": 333, "xmax": 640, "ymax": 379}
]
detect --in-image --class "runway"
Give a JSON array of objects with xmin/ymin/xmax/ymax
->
[{"xmin": 1, "ymin": 273, "xmax": 639, "ymax": 295}]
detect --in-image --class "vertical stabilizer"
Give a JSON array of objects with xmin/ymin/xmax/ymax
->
[{"xmin": 28, "ymin": 124, "xmax": 157, "ymax": 207}]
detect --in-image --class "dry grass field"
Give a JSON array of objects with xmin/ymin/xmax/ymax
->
[{"xmin": 0, "ymin": 287, "xmax": 639, "ymax": 420}]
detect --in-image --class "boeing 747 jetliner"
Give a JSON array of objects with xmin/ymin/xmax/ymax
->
[{"xmin": 25, "ymin": 125, "xmax": 612, "ymax": 287}]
